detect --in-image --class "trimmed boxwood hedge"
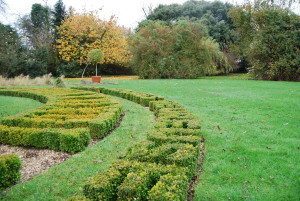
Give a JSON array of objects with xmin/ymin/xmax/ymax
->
[
  {"xmin": 72, "ymin": 87, "xmax": 164, "ymax": 107},
  {"xmin": 0, "ymin": 126, "xmax": 90, "ymax": 153},
  {"xmin": 82, "ymin": 160, "xmax": 188, "ymax": 201},
  {"xmin": 70, "ymin": 87, "xmax": 202, "ymax": 201},
  {"xmin": 0, "ymin": 88, "xmax": 123, "ymax": 153},
  {"xmin": 0, "ymin": 154, "xmax": 21, "ymax": 190}
]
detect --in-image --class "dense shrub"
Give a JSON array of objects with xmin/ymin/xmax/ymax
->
[
  {"xmin": 70, "ymin": 87, "xmax": 202, "ymax": 200},
  {"xmin": 0, "ymin": 88, "xmax": 122, "ymax": 153},
  {"xmin": 144, "ymin": 0, "xmax": 235, "ymax": 51},
  {"xmin": 57, "ymin": 61, "xmax": 83, "ymax": 77},
  {"xmin": 130, "ymin": 20, "xmax": 231, "ymax": 79},
  {"xmin": 230, "ymin": 6, "xmax": 300, "ymax": 81},
  {"xmin": 0, "ymin": 23, "xmax": 26, "ymax": 78},
  {"xmin": 248, "ymin": 8, "xmax": 300, "ymax": 81},
  {"xmin": 0, "ymin": 154, "xmax": 21, "ymax": 189}
]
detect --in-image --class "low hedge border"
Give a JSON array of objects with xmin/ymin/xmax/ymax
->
[
  {"xmin": 70, "ymin": 87, "xmax": 203, "ymax": 201},
  {"xmin": 0, "ymin": 90, "xmax": 48, "ymax": 103},
  {"xmin": 0, "ymin": 154, "xmax": 21, "ymax": 190},
  {"xmin": 0, "ymin": 88, "xmax": 123, "ymax": 153},
  {"xmin": 0, "ymin": 125, "xmax": 90, "ymax": 153},
  {"xmin": 72, "ymin": 87, "xmax": 164, "ymax": 107}
]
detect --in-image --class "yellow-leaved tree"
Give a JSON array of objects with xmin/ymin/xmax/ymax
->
[{"xmin": 56, "ymin": 12, "xmax": 131, "ymax": 67}]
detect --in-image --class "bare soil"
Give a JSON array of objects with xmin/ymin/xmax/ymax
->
[{"xmin": 0, "ymin": 145, "xmax": 70, "ymax": 182}]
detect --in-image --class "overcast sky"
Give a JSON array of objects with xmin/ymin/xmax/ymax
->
[
  {"xmin": 0, "ymin": 0, "xmax": 247, "ymax": 28},
  {"xmin": 0, "ymin": 0, "xmax": 299, "ymax": 29}
]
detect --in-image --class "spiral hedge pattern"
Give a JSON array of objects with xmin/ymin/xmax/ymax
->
[
  {"xmin": 0, "ymin": 88, "xmax": 122, "ymax": 153},
  {"xmin": 71, "ymin": 87, "xmax": 203, "ymax": 201}
]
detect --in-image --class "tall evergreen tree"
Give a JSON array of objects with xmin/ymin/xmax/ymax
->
[
  {"xmin": 53, "ymin": 0, "xmax": 66, "ymax": 28},
  {"xmin": 0, "ymin": 23, "xmax": 26, "ymax": 77},
  {"xmin": 19, "ymin": 4, "xmax": 57, "ymax": 76}
]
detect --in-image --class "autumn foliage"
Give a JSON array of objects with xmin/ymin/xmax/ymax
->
[{"xmin": 56, "ymin": 13, "xmax": 131, "ymax": 66}]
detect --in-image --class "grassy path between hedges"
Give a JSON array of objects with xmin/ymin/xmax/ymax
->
[
  {"xmin": 68, "ymin": 77, "xmax": 300, "ymax": 201},
  {"xmin": 0, "ymin": 97, "xmax": 154, "ymax": 201},
  {"xmin": 0, "ymin": 96, "xmax": 42, "ymax": 119}
]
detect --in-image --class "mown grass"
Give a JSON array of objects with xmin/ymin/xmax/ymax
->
[
  {"xmin": 0, "ymin": 97, "xmax": 154, "ymax": 201},
  {"xmin": 67, "ymin": 77, "xmax": 300, "ymax": 200},
  {"xmin": 0, "ymin": 96, "xmax": 42, "ymax": 119},
  {"xmin": 1, "ymin": 76, "xmax": 299, "ymax": 201}
]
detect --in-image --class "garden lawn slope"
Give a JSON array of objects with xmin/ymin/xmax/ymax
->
[
  {"xmin": 0, "ymin": 96, "xmax": 42, "ymax": 119},
  {"xmin": 0, "ymin": 98, "xmax": 154, "ymax": 201},
  {"xmin": 76, "ymin": 77, "xmax": 300, "ymax": 200}
]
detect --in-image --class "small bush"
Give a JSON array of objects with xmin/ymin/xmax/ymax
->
[
  {"xmin": 148, "ymin": 173, "xmax": 188, "ymax": 201},
  {"xmin": 117, "ymin": 171, "xmax": 151, "ymax": 201},
  {"xmin": 0, "ymin": 154, "xmax": 21, "ymax": 189}
]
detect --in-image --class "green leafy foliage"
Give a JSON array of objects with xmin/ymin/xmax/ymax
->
[
  {"xmin": 0, "ymin": 23, "xmax": 26, "ymax": 77},
  {"xmin": 87, "ymin": 49, "xmax": 104, "ymax": 76},
  {"xmin": 18, "ymin": 3, "xmax": 58, "ymax": 77},
  {"xmin": 144, "ymin": 0, "xmax": 234, "ymax": 51},
  {"xmin": 130, "ymin": 20, "xmax": 231, "ymax": 79},
  {"xmin": 87, "ymin": 49, "xmax": 104, "ymax": 65},
  {"xmin": 230, "ymin": 6, "xmax": 300, "ymax": 80},
  {"xmin": 53, "ymin": 0, "xmax": 66, "ymax": 28},
  {"xmin": 0, "ymin": 154, "xmax": 21, "ymax": 190}
]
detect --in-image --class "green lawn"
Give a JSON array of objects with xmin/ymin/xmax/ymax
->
[
  {"xmin": 67, "ymin": 77, "xmax": 299, "ymax": 201},
  {"xmin": 0, "ymin": 96, "xmax": 42, "ymax": 119},
  {"xmin": 0, "ymin": 97, "xmax": 154, "ymax": 201},
  {"xmin": 1, "ymin": 77, "xmax": 299, "ymax": 201}
]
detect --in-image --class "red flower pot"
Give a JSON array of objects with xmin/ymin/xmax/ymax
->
[{"xmin": 91, "ymin": 76, "xmax": 101, "ymax": 83}]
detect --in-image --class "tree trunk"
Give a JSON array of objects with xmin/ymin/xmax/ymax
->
[
  {"xmin": 82, "ymin": 64, "xmax": 88, "ymax": 78},
  {"xmin": 96, "ymin": 64, "xmax": 98, "ymax": 76}
]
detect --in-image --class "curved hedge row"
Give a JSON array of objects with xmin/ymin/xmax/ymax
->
[
  {"xmin": 0, "ymin": 88, "xmax": 123, "ymax": 153},
  {"xmin": 0, "ymin": 154, "xmax": 21, "ymax": 190},
  {"xmin": 71, "ymin": 87, "xmax": 203, "ymax": 201}
]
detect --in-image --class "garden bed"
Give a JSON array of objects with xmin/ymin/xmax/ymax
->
[
  {"xmin": 0, "ymin": 88, "xmax": 123, "ymax": 153},
  {"xmin": 0, "ymin": 145, "xmax": 70, "ymax": 182}
]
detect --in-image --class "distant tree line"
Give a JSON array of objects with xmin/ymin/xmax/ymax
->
[
  {"xmin": 0, "ymin": 0, "xmax": 299, "ymax": 80},
  {"xmin": 0, "ymin": 0, "xmax": 132, "ymax": 78},
  {"xmin": 0, "ymin": 0, "xmax": 66, "ymax": 77},
  {"xmin": 132, "ymin": 0, "xmax": 300, "ymax": 80}
]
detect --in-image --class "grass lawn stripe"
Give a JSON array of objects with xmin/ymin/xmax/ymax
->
[{"xmin": 0, "ymin": 96, "xmax": 43, "ymax": 119}]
